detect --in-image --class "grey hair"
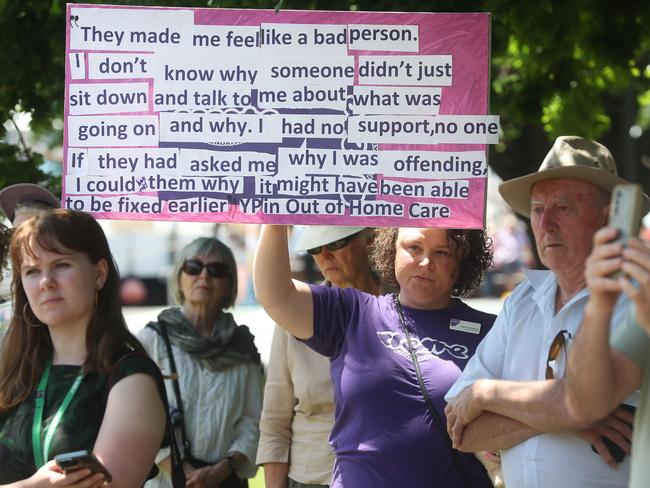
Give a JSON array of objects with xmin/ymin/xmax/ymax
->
[{"xmin": 169, "ymin": 237, "xmax": 238, "ymax": 308}]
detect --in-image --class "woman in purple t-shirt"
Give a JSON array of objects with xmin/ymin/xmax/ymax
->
[{"xmin": 255, "ymin": 226, "xmax": 495, "ymax": 488}]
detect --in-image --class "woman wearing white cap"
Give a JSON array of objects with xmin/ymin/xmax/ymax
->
[
  {"xmin": 256, "ymin": 226, "xmax": 380, "ymax": 488},
  {"xmin": 254, "ymin": 225, "xmax": 495, "ymax": 488}
]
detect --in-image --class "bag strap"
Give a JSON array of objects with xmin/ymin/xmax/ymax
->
[
  {"xmin": 155, "ymin": 321, "xmax": 193, "ymax": 461},
  {"xmin": 108, "ymin": 352, "xmax": 186, "ymax": 488},
  {"xmin": 392, "ymin": 294, "xmax": 472, "ymax": 488}
]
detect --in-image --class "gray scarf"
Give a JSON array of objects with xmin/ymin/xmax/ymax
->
[{"xmin": 147, "ymin": 307, "xmax": 260, "ymax": 371}]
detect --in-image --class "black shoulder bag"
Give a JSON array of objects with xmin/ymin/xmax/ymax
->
[
  {"xmin": 156, "ymin": 320, "xmax": 207, "ymax": 468},
  {"xmin": 155, "ymin": 322, "xmax": 247, "ymax": 488},
  {"xmin": 393, "ymin": 294, "xmax": 473, "ymax": 488}
]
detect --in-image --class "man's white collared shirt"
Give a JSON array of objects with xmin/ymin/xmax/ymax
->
[{"xmin": 446, "ymin": 269, "xmax": 635, "ymax": 488}]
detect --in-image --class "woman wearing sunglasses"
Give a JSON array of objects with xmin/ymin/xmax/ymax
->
[
  {"xmin": 257, "ymin": 226, "xmax": 380, "ymax": 488},
  {"xmin": 139, "ymin": 237, "xmax": 263, "ymax": 488},
  {"xmin": 254, "ymin": 225, "xmax": 495, "ymax": 488}
]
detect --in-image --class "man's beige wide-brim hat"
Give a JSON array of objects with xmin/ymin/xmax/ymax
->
[
  {"xmin": 0, "ymin": 183, "xmax": 60, "ymax": 223},
  {"xmin": 295, "ymin": 226, "xmax": 366, "ymax": 252},
  {"xmin": 499, "ymin": 136, "xmax": 650, "ymax": 217}
]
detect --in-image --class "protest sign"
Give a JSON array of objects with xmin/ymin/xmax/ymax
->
[{"xmin": 64, "ymin": 5, "xmax": 498, "ymax": 228}]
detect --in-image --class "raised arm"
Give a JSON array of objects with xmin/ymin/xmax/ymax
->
[
  {"xmin": 254, "ymin": 225, "xmax": 314, "ymax": 339},
  {"xmin": 566, "ymin": 306, "xmax": 641, "ymax": 423},
  {"xmin": 565, "ymin": 228, "xmax": 644, "ymax": 423}
]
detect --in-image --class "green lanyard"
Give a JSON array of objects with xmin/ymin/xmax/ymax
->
[{"xmin": 31, "ymin": 359, "xmax": 84, "ymax": 468}]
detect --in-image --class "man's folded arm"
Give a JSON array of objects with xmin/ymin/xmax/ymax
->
[{"xmin": 455, "ymin": 411, "xmax": 541, "ymax": 452}]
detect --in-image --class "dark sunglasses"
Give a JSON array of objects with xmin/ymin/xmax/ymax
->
[
  {"xmin": 307, "ymin": 232, "xmax": 361, "ymax": 256},
  {"xmin": 182, "ymin": 259, "xmax": 230, "ymax": 279},
  {"xmin": 545, "ymin": 329, "xmax": 572, "ymax": 379}
]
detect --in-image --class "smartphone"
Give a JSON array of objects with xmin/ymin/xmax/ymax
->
[
  {"xmin": 54, "ymin": 450, "xmax": 112, "ymax": 483},
  {"xmin": 590, "ymin": 403, "xmax": 636, "ymax": 463},
  {"xmin": 608, "ymin": 184, "xmax": 643, "ymax": 277}
]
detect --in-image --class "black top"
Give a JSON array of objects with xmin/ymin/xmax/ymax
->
[{"xmin": 0, "ymin": 355, "xmax": 161, "ymax": 482}]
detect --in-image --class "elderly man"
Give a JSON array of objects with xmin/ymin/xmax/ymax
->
[
  {"xmin": 565, "ymin": 224, "xmax": 650, "ymax": 488},
  {"xmin": 444, "ymin": 136, "xmax": 650, "ymax": 488}
]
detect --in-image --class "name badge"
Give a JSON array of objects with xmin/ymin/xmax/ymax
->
[{"xmin": 449, "ymin": 318, "xmax": 481, "ymax": 334}]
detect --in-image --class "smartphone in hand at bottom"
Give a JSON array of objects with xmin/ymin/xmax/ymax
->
[
  {"xmin": 54, "ymin": 450, "xmax": 112, "ymax": 483},
  {"xmin": 590, "ymin": 403, "xmax": 636, "ymax": 463}
]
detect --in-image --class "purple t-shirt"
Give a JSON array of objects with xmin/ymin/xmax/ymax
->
[{"xmin": 304, "ymin": 285, "xmax": 495, "ymax": 488}]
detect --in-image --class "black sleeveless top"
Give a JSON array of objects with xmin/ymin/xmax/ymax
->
[{"xmin": 0, "ymin": 355, "xmax": 162, "ymax": 482}]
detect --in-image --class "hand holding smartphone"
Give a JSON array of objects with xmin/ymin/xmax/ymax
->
[
  {"xmin": 607, "ymin": 184, "xmax": 643, "ymax": 278},
  {"xmin": 54, "ymin": 450, "xmax": 112, "ymax": 484}
]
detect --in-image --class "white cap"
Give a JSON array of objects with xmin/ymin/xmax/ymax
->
[{"xmin": 295, "ymin": 226, "xmax": 366, "ymax": 252}]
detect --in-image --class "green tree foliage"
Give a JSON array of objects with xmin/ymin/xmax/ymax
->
[
  {"xmin": 1, "ymin": 0, "xmax": 649, "ymax": 191},
  {"xmin": 0, "ymin": 0, "xmax": 214, "ymax": 192}
]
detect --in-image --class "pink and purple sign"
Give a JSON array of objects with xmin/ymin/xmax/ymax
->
[{"xmin": 64, "ymin": 4, "xmax": 498, "ymax": 228}]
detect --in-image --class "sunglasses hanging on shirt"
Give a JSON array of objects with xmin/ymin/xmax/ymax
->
[{"xmin": 545, "ymin": 329, "xmax": 572, "ymax": 379}]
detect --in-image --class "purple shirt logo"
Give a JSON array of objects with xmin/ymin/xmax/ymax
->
[{"xmin": 376, "ymin": 331, "xmax": 470, "ymax": 361}]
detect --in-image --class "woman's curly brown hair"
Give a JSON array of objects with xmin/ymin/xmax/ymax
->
[{"xmin": 371, "ymin": 228, "xmax": 493, "ymax": 297}]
